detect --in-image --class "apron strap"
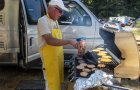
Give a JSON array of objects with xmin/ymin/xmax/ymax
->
[{"xmin": 46, "ymin": 14, "xmax": 60, "ymax": 29}]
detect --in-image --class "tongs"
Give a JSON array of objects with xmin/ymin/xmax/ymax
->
[{"xmin": 102, "ymin": 84, "xmax": 132, "ymax": 90}]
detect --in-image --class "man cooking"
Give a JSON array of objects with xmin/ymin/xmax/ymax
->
[{"xmin": 37, "ymin": 0, "xmax": 81, "ymax": 90}]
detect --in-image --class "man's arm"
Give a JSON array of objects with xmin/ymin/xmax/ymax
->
[{"xmin": 42, "ymin": 34, "xmax": 78, "ymax": 48}]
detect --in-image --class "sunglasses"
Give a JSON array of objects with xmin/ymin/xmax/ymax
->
[{"xmin": 55, "ymin": 7, "xmax": 63, "ymax": 14}]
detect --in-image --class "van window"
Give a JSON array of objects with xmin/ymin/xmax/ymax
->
[
  {"xmin": 0, "ymin": 0, "xmax": 4, "ymax": 10},
  {"xmin": 23, "ymin": 0, "xmax": 45, "ymax": 25},
  {"xmin": 58, "ymin": 1, "xmax": 92, "ymax": 26}
]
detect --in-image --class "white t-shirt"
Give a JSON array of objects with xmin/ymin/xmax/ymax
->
[{"xmin": 37, "ymin": 15, "xmax": 57, "ymax": 48}]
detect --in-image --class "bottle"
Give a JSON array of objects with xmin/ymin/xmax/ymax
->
[{"xmin": 76, "ymin": 37, "xmax": 86, "ymax": 57}]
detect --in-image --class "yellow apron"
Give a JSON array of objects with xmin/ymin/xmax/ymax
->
[{"xmin": 40, "ymin": 16, "xmax": 64, "ymax": 90}]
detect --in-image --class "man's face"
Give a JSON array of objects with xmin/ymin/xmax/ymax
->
[{"xmin": 50, "ymin": 6, "xmax": 63, "ymax": 21}]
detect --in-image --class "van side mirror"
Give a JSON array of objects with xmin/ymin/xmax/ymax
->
[
  {"xmin": 99, "ymin": 19, "xmax": 106, "ymax": 24},
  {"xmin": 58, "ymin": 14, "xmax": 73, "ymax": 25}
]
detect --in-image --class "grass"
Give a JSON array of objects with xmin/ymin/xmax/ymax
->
[
  {"xmin": 132, "ymin": 21, "xmax": 140, "ymax": 35},
  {"xmin": 132, "ymin": 28, "xmax": 140, "ymax": 35},
  {"xmin": 136, "ymin": 21, "xmax": 140, "ymax": 28},
  {"xmin": 132, "ymin": 28, "xmax": 140, "ymax": 36}
]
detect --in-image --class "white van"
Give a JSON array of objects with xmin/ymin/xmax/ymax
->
[{"xmin": 0, "ymin": 0, "xmax": 103, "ymax": 67}]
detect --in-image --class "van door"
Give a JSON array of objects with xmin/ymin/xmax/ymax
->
[
  {"xmin": 58, "ymin": 0, "xmax": 103, "ymax": 54},
  {"xmin": 0, "ymin": 0, "xmax": 20, "ymax": 64},
  {"xmin": 22, "ymin": 0, "xmax": 45, "ymax": 62}
]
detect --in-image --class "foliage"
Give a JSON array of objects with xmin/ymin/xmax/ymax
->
[
  {"xmin": 132, "ymin": 28, "xmax": 140, "ymax": 35},
  {"xmin": 81, "ymin": 0, "xmax": 140, "ymax": 19},
  {"xmin": 136, "ymin": 21, "xmax": 140, "ymax": 28}
]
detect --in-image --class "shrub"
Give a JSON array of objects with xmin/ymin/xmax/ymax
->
[
  {"xmin": 136, "ymin": 20, "xmax": 140, "ymax": 28},
  {"xmin": 132, "ymin": 28, "xmax": 140, "ymax": 35}
]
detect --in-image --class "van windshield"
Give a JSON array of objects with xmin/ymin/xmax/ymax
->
[
  {"xmin": 58, "ymin": 1, "xmax": 92, "ymax": 26},
  {"xmin": 0, "ymin": 0, "xmax": 4, "ymax": 10},
  {"xmin": 23, "ymin": 0, "xmax": 45, "ymax": 25}
]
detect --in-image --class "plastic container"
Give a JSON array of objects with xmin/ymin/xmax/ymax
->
[{"xmin": 76, "ymin": 37, "xmax": 86, "ymax": 57}]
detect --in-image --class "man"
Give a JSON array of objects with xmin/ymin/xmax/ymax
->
[{"xmin": 37, "ymin": 0, "xmax": 79, "ymax": 90}]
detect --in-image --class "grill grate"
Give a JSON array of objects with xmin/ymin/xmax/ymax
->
[
  {"xmin": 105, "ymin": 48, "xmax": 120, "ymax": 64},
  {"xmin": 67, "ymin": 49, "xmax": 119, "ymax": 82}
]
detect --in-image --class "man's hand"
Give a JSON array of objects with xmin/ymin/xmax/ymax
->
[{"xmin": 69, "ymin": 40, "xmax": 79, "ymax": 49}]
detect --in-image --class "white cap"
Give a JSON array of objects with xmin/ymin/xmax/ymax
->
[{"xmin": 49, "ymin": 0, "xmax": 69, "ymax": 11}]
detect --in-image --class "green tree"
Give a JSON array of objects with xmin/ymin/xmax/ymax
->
[{"xmin": 81, "ymin": 0, "xmax": 140, "ymax": 18}]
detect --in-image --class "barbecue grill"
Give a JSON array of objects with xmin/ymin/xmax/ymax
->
[
  {"xmin": 67, "ymin": 47, "xmax": 119, "ymax": 82},
  {"xmin": 66, "ymin": 27, "xmax": 140, "ymax": 90},
  {"xmin": 67, "ymin": 48, "xmax": 132, "ymax": 90}
]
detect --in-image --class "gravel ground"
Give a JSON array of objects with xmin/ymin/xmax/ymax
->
[
  {"xmin": 0, "ymin": 66, "xmax": 139, "ymax": 90},
  {"xmin": 0, "ymin": 66, "xmax": 43, "ymax": 90}
]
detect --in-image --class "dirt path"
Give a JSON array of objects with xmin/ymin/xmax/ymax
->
[
  {"xmin": 0, "ymin": 66, "xmax": 43, "ymax": 90},
  {"xmin": 0, "ymin": 66, "xmax": 139, "ymax": 90}
]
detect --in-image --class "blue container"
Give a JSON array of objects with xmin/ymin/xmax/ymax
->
[{"xmin": 76, "ymin": 37, "xmax": 86, "ymax": 42}]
